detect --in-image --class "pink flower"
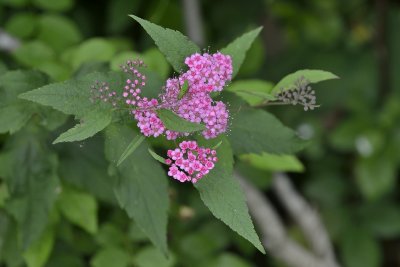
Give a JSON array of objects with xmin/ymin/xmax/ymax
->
[
  {"xmin": 115, "ymin": 52, "xmax": 232, "ymax": 139},
  {"xmin": 166, "ymin": 141, "xmax": 218, "ymax": 183}
]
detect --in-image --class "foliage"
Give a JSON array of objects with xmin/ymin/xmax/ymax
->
[{"xmin": 1, "ymin": 0, "xmax": 398, "ymax": 267}]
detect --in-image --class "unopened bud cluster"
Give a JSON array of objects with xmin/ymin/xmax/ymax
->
[
  {"xmin": 89, "ymin": 81, "xmax": 119, "ymax": 107},
  {"xmin": 276, "ymin": 76, "xmax": 317, "ymax": 111}
]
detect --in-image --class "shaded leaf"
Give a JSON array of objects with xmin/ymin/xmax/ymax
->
[{"xmin": 156, "ymin": 109, "xmax": 206, "ymax": 132}]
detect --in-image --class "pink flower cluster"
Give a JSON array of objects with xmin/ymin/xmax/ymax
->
[
  {"xmin": 123, "ymin": 52, "xmax": 233, "ymax": 139},
  {"xmin": 119, "ymin": 60, "xmax": 166, "ymax": 137},
  {"xmin": 166, "ymin": 141, "xmax": 217, "ymax": 183}
]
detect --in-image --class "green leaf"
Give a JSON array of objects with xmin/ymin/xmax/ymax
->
[
  {"xmin": 1, "ymin": 0, "xmax": 29, "ymax": 8},
  {"xmin": 71, "ymin": 38, "xmax": 116, "ymax": 69},
  {"xmin": 178, "ymin": 80, "xmax": 189, "ymax": 100},
  {"xmin": 194, "ymin": 137, "xmax": 265, "ymax": 253},
  {"xmin": 0, "ymin": 62, "xmax": 7, "ymax": 76},
  {"xmin": 37, "ymin": 14, "xmax": 82, "ymax": 53},
  {"xmin": 110, "ymin": 51, "xmax": 140, "ymax": 71},
  {"xmin": 23, "ymin": 227, "xmax": 54, "ymax": 267},
  {"xmin": 148, "ymin": 148, "xmax": 167, "ymax": 165},
  {"xmin": 117, "ymin": 135, "xmax": 145, "ymax": 166},
  {"xmin": 0, "ymin": 216, "xmax": 24, "ymax": 267},
  {"xmin": 129, "ymin": 15, "xmax": 199, "ymax": 72},
  {"xmin": 355, "ymin": 156, "xmax": 396, "ymax": 200},
  {"xmin": 340, "ymin": 228, "xmax": 382, "ymax": 267},
  {"xmin": 209, "ymin": 253, "xmax": 252, "ymax": 267},
  {"xmin": 13, "ymin": 41, "xmax": 55, "ymax": 68},
  {"xmin": 32, "ymin": 0, "xmax": 73, "ymax": 11},
  {"xmin": 95, "ymin": 224, "xmax": 125, "ymax": 247},
  {"xmin": 221, "ymin": 27, "xmax": 263, "ymax": 78},
  {"xmin": 58, "ymin": 135, "xmax": 115, "ymax": 203},
  {"xmin": 142, "ymin": 48, "xmax": 171, "ymax": 79},
  {"xmin": 239, "ymin": 153, "xmax": 304, "ymax": 172},
  {"xmin": 19, "ymin": 71, "xmax": 127, "ymax": 117},
  {"xmin": 53, "ymin": 109, "xmax": 112, "ymax": 144},
  {"xmin": 3, "ymin": 132, "xmax": 60, "ymax": 249},
  {"xmin": 359, "ymin": 202, "xmax": 400, "ymax": 238},
  {"xmin": 58, "ymin": 186, "xmax": 98, "ymax": 234},
  {"xmin": 271, "ymin": 69, "xmax": 339, "ymax": 95},
  {"xmin": 228, "ymin": 109, "xmax": 308, "ymax": 155},
  {"xmin": 156, "ymin": 109, "xmax": 206, "ymax": 132},
  {"xmin": 90, "ymin": 247, "xmax": 130, "ymax": 267},
  {"xmin": 226, "ymin": 80, "xmax": 275, "ymax": 106},
  {"xmin": 211, "ymin": 140, "xmax": 223, "ymax": 150},
  {"xmin": 0, "ymin": 184, "xmax": 10, "ymax": 208},
  {"xmin": 0, "ymin": 70, "xmax": 49, "ymax": 134},
  {"xmin": 5, "ymin": 13, "xmax": 38, "ymax": 39},
  {"xmin": 105, "ymin": 124, "xmax": 169, "ymax": 255},
  {"xmin": 134, "ymin": 246, "xmax": 175, "ymax": 267},
  {"xmin": 0, "ymin": 105, "xmax": 32, "ymax": 134}
]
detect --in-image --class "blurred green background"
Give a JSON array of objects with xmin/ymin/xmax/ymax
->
[{"xmin": 1, "ymin": 0, "xmax": 400, "ymax": 266}]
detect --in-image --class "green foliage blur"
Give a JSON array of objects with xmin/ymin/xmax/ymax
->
[{"xmin": 0, "ymin": 0, "xmax": 399, "ymax": 267}]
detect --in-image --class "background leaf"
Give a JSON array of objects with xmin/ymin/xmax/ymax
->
[
  {"xmin": 340, "ymin": 228, "xmax": 381, "ymax": 267},
  {"xmin": 240, "ymin": 153, "xmax": 304, "ymax": 172},
  {"xmin": 0, "ymin": 70, "xmax": 48, "ymax": 134},
  {"xmin": 58, "ymin": 186, "xmax": 98, "ymax": 234},
  {"xmin": 23, "ymin": 227, "xmax": 54, "ymax": 267},
  {"xmin": 355, "ymin": 156, "xmax": 396, "ymax": 200},
  {"xmin": 3, "ymin": 132, "xmax": 59, "ymax": 249},
  {"xmin": 90, "ymin": 247, "xmax": 130, "ymax": 267},
  {"xmin": 134, "ymin": 246, "xmax": 175, "ymax": 267}
]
